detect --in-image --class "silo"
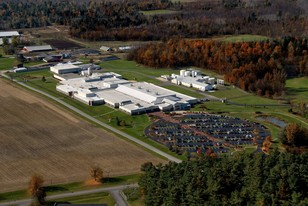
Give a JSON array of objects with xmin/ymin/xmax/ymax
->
[{"xmin": 180, "ymin": 70, "xmax": 186, "ymax": 76}]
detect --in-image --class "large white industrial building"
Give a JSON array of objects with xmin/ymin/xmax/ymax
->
[{"xmin": 55, "ymin": 71, "xmax": 198, "ymax": 115}]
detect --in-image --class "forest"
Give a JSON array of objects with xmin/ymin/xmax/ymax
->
[
  {"xmin": 0, "ymin": 0, "xmax": 307, "ymax": 40},
  {"xmin": 128, "ymin": 37, "xmax": 308, "ymax": 97},
  {"xmin": 139, "ymin": 151, "xmax": 308, "ymax": 206}
]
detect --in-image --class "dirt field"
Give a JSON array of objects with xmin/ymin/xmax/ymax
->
[
  {"xmin": 44, "ymin": 39, "xmax": 83, "ymax": 50},
  {"xmin": 0, "ymin": 79, "xmax": 165, "ymax": 192}
]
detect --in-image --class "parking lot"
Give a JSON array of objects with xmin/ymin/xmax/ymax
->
[{"xmin": 145, "ymin": 112, "xmax": 270, "ymax": 155}]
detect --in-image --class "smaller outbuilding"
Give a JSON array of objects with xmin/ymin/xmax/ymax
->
[
  {"xmin": 0, "ymin": 31, "xmax": 20, "ymax": 45},
  {"xmin": 100, "ymin": 46, "xmax": 113, "ymax": 52},
  {"xmin": 23, "ymin": 45, "xmax": 53, "ymax": 53}
]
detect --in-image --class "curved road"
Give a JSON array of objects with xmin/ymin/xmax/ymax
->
[
  {"xmin": 0, "ymin": 184, "xmax": 136, "ymax": 206},
  {"xmin": 2, "ymin": 74, "xmax": 181, "ymax": 163}
]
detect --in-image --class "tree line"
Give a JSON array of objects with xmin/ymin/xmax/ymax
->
[
  {"xmin": 139, "ymin": 151, "xmax": 308, "ymax": 205},
  {"xmin": 0, "ymin": 0, "xmax": 306, "ymax": 40},
  {"xmin": 128, "ymin": 37, "xmax": 308, "ymax": 97}
]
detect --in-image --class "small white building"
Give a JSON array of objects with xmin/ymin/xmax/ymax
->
[
  {"xmin": 167, "ymin": 69, "xmax": 220, "ymax": 91},
  {"xmin": 100, "ymin": 46, "xmax": 113, "ymax": 52},
  {"xmin": 0, "ymin": 31, "xmax": 20, "ymax": 45},
  {"xmin": 217, "ymin": 79, "xmax": 225, "ymax": 85}
]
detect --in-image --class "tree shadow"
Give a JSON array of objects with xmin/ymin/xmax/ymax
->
[
  {"xmin": 43, "ymin": 186, "xmax": 68, "ymax": 193},
  {"xmin": 102, "ymin": 177, "xmax": 122, "ymax": 184},
  {"xmin": 286, "ymin": 87, "xmax": 308, "ymax": 96}
]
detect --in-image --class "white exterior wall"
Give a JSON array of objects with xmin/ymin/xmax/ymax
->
[
  {"xmin": 50, "ymin": 65, "xmax": 80, "ymax": 74},
  {"xmin": 181, "ymin": 81, "xmax": 192, "ymax": 87}
]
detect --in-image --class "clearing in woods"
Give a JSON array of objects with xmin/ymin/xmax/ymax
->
[{"xmin": 0, "ymin": 79, "xmax": 165, "ymax": 192}]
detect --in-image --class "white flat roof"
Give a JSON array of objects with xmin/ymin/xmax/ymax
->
[
  {"xmin": 52, "ymin": 64, "xmax": 80, "ymax": 70},
  {"xmin": 60, "ymin": 74, "xmax": 129, "ymax": 90},
  {"xmin": 0, "ymin": 31, "xmax": 19, "ymax": 37},
  {"xmin": 96, "ymin": 89, "xmax": 132, "ymax": 104}
]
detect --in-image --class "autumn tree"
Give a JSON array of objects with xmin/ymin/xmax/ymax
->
[
  {"xmin": 262, "ymin": 136, "xmax": 272, "ymax": 154},
  {"xmin": 280, "ymin": 123, "xmax": 308, "ymax": 147},
  {"xmin": 28, "ymin": 175, "xmax": 46, "ymax": 206},
  {"xmin": 90, "ymin": 165, "xmax": 104, "ymax": 182}
]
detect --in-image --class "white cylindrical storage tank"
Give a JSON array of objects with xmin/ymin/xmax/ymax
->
[
  {"xmin": 88, "ymin": 66, "xmax": 92, "ymax": 76},
  {"xmin": 171, "ymin": 73, "xmax": 176, "ymax": 78},
  {"xmin": 180, "ymin": 70, "xmax": 186, "ymax": 76}
]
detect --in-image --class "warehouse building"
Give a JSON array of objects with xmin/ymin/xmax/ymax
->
[
  {"xmin": 22, "ymin": 45, "xmax": 53, "ymax": 53},
  {"xmin": 56, "ymin": 72, "xmax": 198, "ymax": 115},
  {"xmin": 51, "ymin": 63, "xmax": 101, "ymax": 80}
]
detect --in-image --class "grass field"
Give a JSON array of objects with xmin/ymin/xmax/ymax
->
[
  {"xmin": 0, "ymin": 78, "xmax": 165, "ymax": 193},
  {"xmin": 47, "ymin": 192, "xmax": 115, "ymax": 205},
  {"xmin": 285, "ymin": 76, "xmax": 308, "ymax": 103},
  {"xmin": 222, "ymin": 35, "xmax": 269, "ymax": 42},
  {"xmin": 101, "ymin": 59, "xmax": 176, "ymax": 78},
  {"xmin": 0, "ymin": 57, "xmax": 17, "ymax": 70}
]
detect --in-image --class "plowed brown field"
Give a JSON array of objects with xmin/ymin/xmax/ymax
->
[{"xmin": 0, "ymin": 79, "xmax": 164, "ymax": 192}]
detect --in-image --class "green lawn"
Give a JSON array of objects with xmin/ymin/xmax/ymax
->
[
  {"xmin": 51, "ymin": 192, "xmax": 114, "ymax": 205},
  {"xmin": 0, "ymin": 57, "xmax": 17, "ymax": 70},
  {"xmin": 24, "ymin": 61, "xmax": 44, "ymax": 67},
  {"xmin": 141, "ymin": 10, "xmax": 178, "ymax": 15},
  {"xmin": 101, "ymin": 60, "xmax": 176, "ymax": 78},
  {"xmin": 222, "ymin": 35, "xmax": 269, "ymax": 42},
  {"xmin": 209, "ymin": 85, "xmax": 282, "ymax": 104},
  {"xmin": 123, "ymin": 188, "xmax": 144, "ymax": 206},
  {"xmin": 285, "ymin": 76, "xmax": 308, "ymax": 103},
  {"xmin": 47, "ymin": 192, "xmax": 115, "ymax": 205}
]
